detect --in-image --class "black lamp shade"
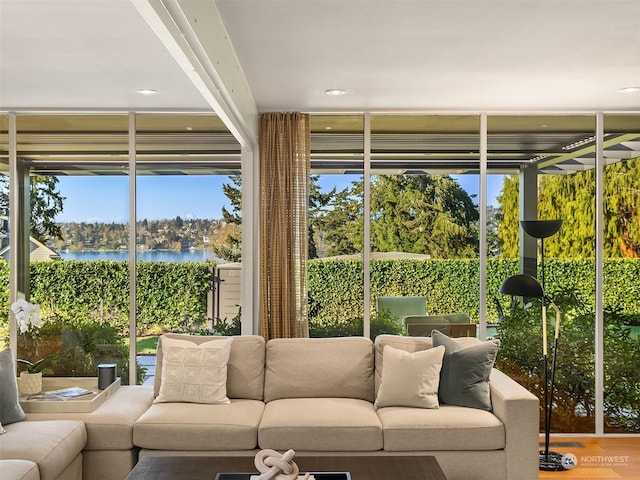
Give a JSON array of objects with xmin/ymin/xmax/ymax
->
[
  {"xmin": 499, "ymin": 274, "xmax": 544, "ymax": 298},
  {"xmin": 520, "ymin": 220, "xmax": 563, "ymax": 239}
]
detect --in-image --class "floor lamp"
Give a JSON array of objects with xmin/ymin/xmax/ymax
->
[
  {"xmin": 502, "ymin": 218, "xmax": 565, "ymax": 471},
  {"xmin": 521, "ymin": 220, "xmax": 563, "ymax": 298}
]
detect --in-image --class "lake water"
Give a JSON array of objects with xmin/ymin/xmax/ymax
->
[{"xmin": 59, "ymin": 250, "xmax": 220, "ymax": 263}]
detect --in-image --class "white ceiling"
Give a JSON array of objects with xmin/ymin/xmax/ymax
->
[
  {"xmin": 215, "ymin": 0, "xmax": 640, "ymax": 112},
  {"xmin": 0, "ymin": 0, "xmax": 208, "ymax": 111},
  {"xmin": 1, "ymin": 0, "xmax": 640, "ymax": 115}
]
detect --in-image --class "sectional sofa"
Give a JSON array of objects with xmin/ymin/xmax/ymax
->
[{"xmin": 0, "ymin": 333, "xmax": 539, "ymax": 480}]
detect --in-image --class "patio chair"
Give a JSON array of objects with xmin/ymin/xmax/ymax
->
[{"xmin": 375, "ymin": 296, "xmax": 427, "ymax": 326}]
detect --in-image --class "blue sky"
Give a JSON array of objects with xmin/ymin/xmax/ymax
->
[
  {"xmin": 55, "ymin": 176, "xmax": 231, "ymax": 223},
  {"xmin": 55, "ymin": 174, "xmax": 503, "ymax": 223}
]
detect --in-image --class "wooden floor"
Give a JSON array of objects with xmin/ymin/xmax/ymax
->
[{"xmin": 539, "ymin": 436, "xmax": 640, "ymax": 480}]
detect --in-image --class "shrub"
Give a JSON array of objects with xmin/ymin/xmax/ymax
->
[
  {"xmin": 495, "ymin": 288, "xmax": 640, "ymax": 433},
  {"xmin": 196, "ymin": 308, "xmax": 242, "ymax": 336},
  {"xmin": 17, "ymin": 314, "xmax": 145, "ymax": 385},
  {"xmin": 310, "ymin": 309, "xmax": 404, "ymax": 339}
]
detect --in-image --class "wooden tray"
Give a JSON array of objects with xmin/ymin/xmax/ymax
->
[{"xmin": 19, "ymin": 376, "xmax": 120, "ymax": 413}]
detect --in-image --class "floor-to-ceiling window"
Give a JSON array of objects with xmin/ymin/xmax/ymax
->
[
  {"xmin": 304, "ymin": 114, "xmax": 640, "ymax": 440},
  {"xmin": 369, "ymin": 114, "xmax": 481, "ymax": 339},
  {"xmin": 603, "ymin": 114, "xmax": 640, "ymax": 434},
  {"xmin": 1, "ymin": 112, "xmax": 241, "ymax": 385},
  {"xmin": 13, "ymin": 114, "xmax": 133, "ymax": 382},
  {"xmin": 308, "ymin": 115, "xmax": 365, "ymax": 337},
  {"xmin": 538, "ymin": 116, "xmax": 597, "ymax": 434},
  {"xmin": 134, "ymin": 113, "xmax": 242, "ymax": 383},
  {"xmin": 490, "ymin": 115, "xmax": 599, "ymax": 434}
]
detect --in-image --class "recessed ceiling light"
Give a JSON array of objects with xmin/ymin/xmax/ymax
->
[
  {"xmin": 136, "ymin": 88, "xmax": 158, "ymax": 95},
  {"xmin": 619, "ymin": 86, "xmax": 640, "ymax": 93},
  {"xmin": 325, "ymin": 89, "xmax": 346, "ymax": 96}
]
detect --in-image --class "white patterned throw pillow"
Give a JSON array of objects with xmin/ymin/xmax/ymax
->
[{"xmin": 155, "ymin": 336, "xmax": 233, "ymax": 404}]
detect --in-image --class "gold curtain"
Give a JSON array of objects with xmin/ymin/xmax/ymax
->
[{"xmin": 259, "ymin": 112, "xmax": 310, "ymax": 340}]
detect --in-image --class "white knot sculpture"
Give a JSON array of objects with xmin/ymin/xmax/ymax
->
[{"xmin": 253, "ymin": 449, "xmax": 303, "ymax": 480}]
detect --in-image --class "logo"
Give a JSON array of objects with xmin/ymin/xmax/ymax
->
[{"xmin": 561, "ymin": 453, "xmax": 577, "ymax": 470}]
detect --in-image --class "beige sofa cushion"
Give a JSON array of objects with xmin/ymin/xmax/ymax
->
[
  {"xmin": 0, "ymin": 460, "xmax": 40, "ymax": 480},
  {"xmin": 377, "ymin": 404, "xmax": 504, "ymax": 451},
  {"xmin": 154, "ymin": 334, "xmax": 265, "ymax": 400},
  {"xmin": 259, "ymin": 398, "xmax": 383, "ymax": 451},
  {"xmin": 134, "ymin": 399, "xmax": 264, "ymax": 451},
  {"xmin": 26, "ymin": 386, "xmax": 154, "ymax": 450},
  {"xmin": 264, "ymin": 337, "xmax": 374, "ymax": 402},
  {"xmin": 0, "ymin": 420, "xmax": 86, "ymax": 480}
]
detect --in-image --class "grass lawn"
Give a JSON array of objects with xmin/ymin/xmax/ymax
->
[{"xmin": 135, "ymin": 335, "xmax": 159, "ymax": 355}]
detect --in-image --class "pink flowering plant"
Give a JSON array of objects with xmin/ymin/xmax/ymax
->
[{"xmin": 11, "ymin": 299, "xmax": 59, "ymax": 374}]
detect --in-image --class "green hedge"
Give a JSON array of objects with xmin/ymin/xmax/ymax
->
[
  {"xmin": 0, "ymin": 260, "xmax": 213, "ymax": 335},
  {"xmin": 1, "ymin": 258, "xmax": 639, "ymax": 336},
  {"xmin": 309, "ymin": 258, "xmax": 640, "ymax": 324}
]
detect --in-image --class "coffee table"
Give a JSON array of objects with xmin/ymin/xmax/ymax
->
[{"xmin": 127, "ymin": 455, "xmax": 448, "ymax": 480}]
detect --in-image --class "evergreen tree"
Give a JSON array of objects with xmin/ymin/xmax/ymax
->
[
  {"xmin": 0, "ymin": 174, "xmax": 65, "ymax": 242},
  {"xmin": 496, "ymin": 157, "xmax": 640, "ymax": 258},
  {"xmin": 602, "ymin": 158, "xmax": 640, "ymax": 258},
  {"xmin": 220, "ymin": 175, "xmax": 242, "ymax": 225},
  {"xmin": 369, "ymin": 174, "xmax": 479, "ymax": 258},
  {"xmin": 538, "ymin": 170, "xmax": 597, "ymax": 258},
  {"xmin": 216, "ymin": 172, "xmax": 479, "ymax": 260},
  {"xmin": 216, "ymin": 174, "xmax": 335, "ymax": 260},
  {"xmin": 212, "ymin": 175, "xmax": 242, "ymax": 262},
  {"xmin": 308, "ymin": 175, "xmax": 337, "ymax": 259},
  {"xmin": 496, "ymin": 175, "xmax": 521, "ymax": 259},
  {"xmin": 313, "ymin": 174, "xmax": 479, "ymax": 258},
  {"xmin": 486, "ymin": 205, "xmax": 502, "ymax": 257},
  {"xmin": 317, "ymin": 179, "xmax": 364, "ymax": 256}
]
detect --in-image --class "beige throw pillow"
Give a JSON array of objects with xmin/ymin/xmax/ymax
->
[
  {"xmin": 374, "ymin": 344, "xmax": 445, "ymax": 409},
  {"xmin": 155, "ymin": 336, "xmax": 232, "ymax": 404}
]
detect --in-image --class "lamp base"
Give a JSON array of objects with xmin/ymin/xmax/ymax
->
[{"xmin": 539, "ymin": 450, "xmax": 572, "ymax": 471}]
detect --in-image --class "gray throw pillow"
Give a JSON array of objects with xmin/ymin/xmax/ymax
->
[
  {"xmin": 0, "ymin": 348, "xmax": 26, "ymax": 425},
  {"xmin": 431, "ymin": 330, "xmax": 500, "ymax": 411}
]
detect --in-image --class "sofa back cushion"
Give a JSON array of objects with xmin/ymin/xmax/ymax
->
[
  {"xmin": 373, "ymin": 334, "xmax": 479, "ymax": 396},
  {"xmin": 154, "ymin": 334, "xmax": 265, "ymax": 400},
  {"xmin": 264, "ymin": 337, "xmax": 374, "ymax": 403}
]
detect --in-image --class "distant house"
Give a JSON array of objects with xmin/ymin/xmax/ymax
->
[{"xmin": 0, "ymin": 216, "xmax": 61, "ymax": 261}]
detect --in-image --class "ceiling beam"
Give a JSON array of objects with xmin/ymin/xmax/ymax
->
[
  {"xmin": 536, "ymin": 134, "xmax": 640, "ymax": 169},
  {"xmin": 131, "ymin": 0, "xmax": 258, "ymax": 149}
]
